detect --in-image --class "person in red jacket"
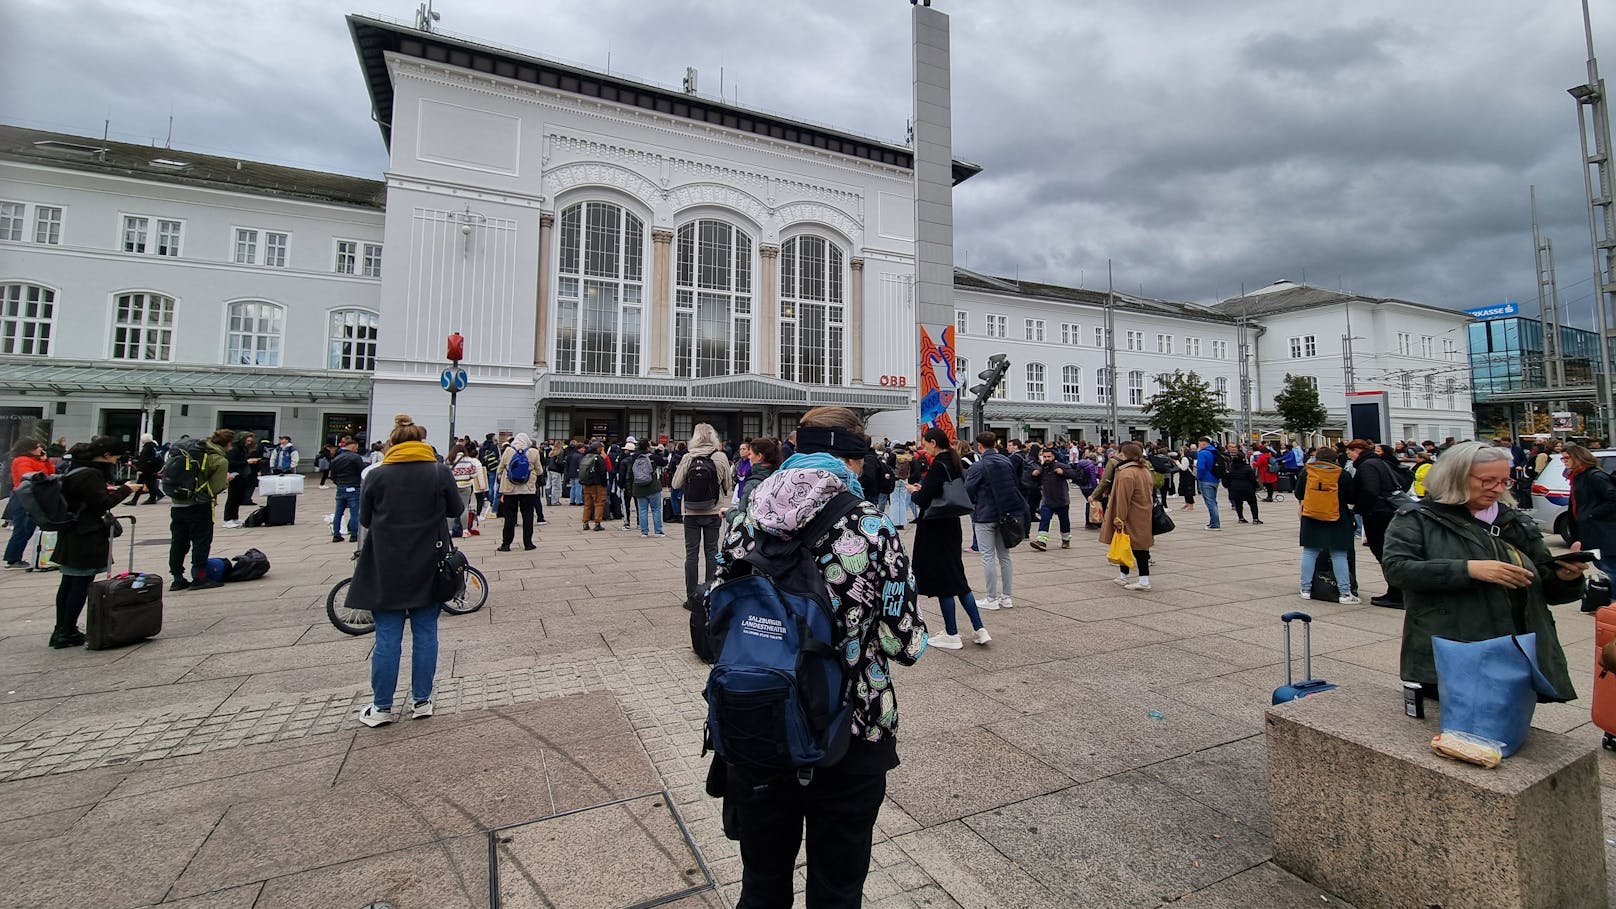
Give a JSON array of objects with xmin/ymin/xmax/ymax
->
[
  {"xmin": 1254, "ymin": 445, "xmax": 1280, "ymax": 502},
  {"xmin": 4, "ymin": 437, "xmax": 54, "ymax": 569}
]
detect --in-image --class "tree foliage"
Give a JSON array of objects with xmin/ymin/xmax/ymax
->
[
  {"xmin": 1273, "ymin": 374, "xmax": 1331, "ymax": 436},
  {"xmin": 1143, "ymin": 370, "xmax": 1229, "ymax": 446}
]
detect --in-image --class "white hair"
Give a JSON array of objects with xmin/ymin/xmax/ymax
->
[{"xmin": 1423, "ymin": 441, "xmax": 1514, "ymax": 507}]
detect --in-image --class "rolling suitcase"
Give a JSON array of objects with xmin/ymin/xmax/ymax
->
[
  {"xmin": 1592, "ymin": 604, "xmax": 1616, "ymax": 751},
  {"xmin": 265, "ymin": 494, "xmax": 296, "ymax": 526},
  {"xmin": 85, "ymin": 515, "xmax": 164, "ymax": 650},
  {"xmin": 1272, "ymin": 611, "xmax": 1337, "ymax": 704}
]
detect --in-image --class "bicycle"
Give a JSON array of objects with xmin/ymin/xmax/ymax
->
[{"xmin": 326, "ymin": 561, "xmax": 489, "ymax": 635}]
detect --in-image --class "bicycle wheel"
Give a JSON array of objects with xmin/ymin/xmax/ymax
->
[
  {"xmin": 442, "ymin": 565, "xmax": 489, "ymax": 615},
  {"xmin": 326, "ymin": 577, "xmax": 376, "ymax": 635}
]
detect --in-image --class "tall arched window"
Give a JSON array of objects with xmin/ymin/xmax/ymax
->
[
  {"xmin": 0, "ymin": 283, "xmax": 55, "ymax": 356},
  {"xmin": 554, "ymin": 201, "xmax": 645, "ymax": 375},
  {"xmin": 1026, "ymin": 363, "xmax": 1046, "ymax": 401},
  {"xmin": 329, "ymin": 309, "xmax": 379, "ymax": 371},
  {"xmin": 226, "ymin": 301, "xmax": 283, "ymax": 366},
  {"xmin": 779, "ymin": 235, "xmax": 845, "ymax": 385},
  {"xmin": 111, "ymin": 292, "xmax": 174, "ymax": 361},
  {"xmin": 1062, "ymin": 365, "xmax": 1081, "ymax": 403},
  {"xmin": 675, "ymin": 219, "xmax": 752, "ymax": 378},
  {"xmin": 1095, "ymin": 367, "xmax": 1111, "ymax": 405},
  {"xmin": 1128, "ymin": 370, "xmax": 1145, "ymax": 405}
]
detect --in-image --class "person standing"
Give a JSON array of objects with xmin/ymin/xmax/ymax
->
[
  {"xmin": 270, "ymin": 436, "xmax": 300, "ymax": 475},
  {"xmin": 328, "ymin": 438, "xmax": 366, "ymax": 544},
  {"xmin": 964, "ymin": 432, "xmax": 1023, "ymax": 609},
  {"xmin": 1101, "ymin": 442, "xmax": 1157, "ymax": 590},
  {"xmin": 1030, "ymin": 445, "xmax": 1073, "ymax": 550},
  {"xmin": 1224, "ymin": 452, "xmax": 1263, "ymax": 524},
  {"xmin": 911, "ymin": 427, "xmax": 991, "ymax": 647},
  {"xmin": 49, "ymin": 437, "xmax": 142, "ymax": 648},
  {"xmin": 497, "ymin": 433, "xmax": 540, "ymax": 550},
  {"xmin": 168, "ymin": 430, "xmax": 231, "ymax": 590},
  {"xmin": 135, "ymin": 434, "xmax": 165, "ymax": 504},
  {"xmin": 1195, "ymin": 437, "xmax": 1222, "ymax": 530},
  {"xmin": 1177, "ymin": 447, "xmax": 1197, "ymax": 511},
  {"xmin": 1346, "ymin": 439, "xmax": 1405, "ymax": 608},
  {"xmin": 627, "ymin": 441, "xmax": 666, "ymax": 537},
  {"xmin": 1565, "ymin": 443, "xmax": 1616, "ymax": 590},
  {"xmin": 577, "ymin": 441, "xmax": 610, "ymax": 532},
  {"xmin": 565, "ymin": 441, "xmax": 586, "ymax": 506},
  {"xmin": 350, "ymin": 415, "xmax": 462, "ymax": 726},
  {"xmin": 1255, "ymin": 445, "xmax": 1279, "ymax": 501},
  {"xmin": 1296, "ymin": 449, "xmax": 1360, "ymax": 604},
  {"xmin": 4, "ymin": 438, "xmax": 54, "ymax": 569},
  {"xmin": 736, "ymin": 437, "xmax": 781, "ymax": 512},
  {"xmin": 221, "ymin": 433, "xmax": 262, "ymax": 527},
  {"xmin": 447, "ymin": 444, "xmax": 487, "ymax": 537},
  {"xmin": 674, "ymin": 423, "xmax": 732, "ymax": 604}
]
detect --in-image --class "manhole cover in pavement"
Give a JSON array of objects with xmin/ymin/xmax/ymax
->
[{"xmin": 490, "ymin": 792, "xmax": 713, "ymax": 909}]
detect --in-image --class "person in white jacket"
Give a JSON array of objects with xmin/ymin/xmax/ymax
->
[{"xmin": 447, "ymin": 444, "xmax": 488, "ymax": 537}]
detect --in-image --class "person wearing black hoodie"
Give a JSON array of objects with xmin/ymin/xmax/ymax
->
[{"xmin": 1223, "ymin": 451, "xmax": 1263, "ymax": 524}]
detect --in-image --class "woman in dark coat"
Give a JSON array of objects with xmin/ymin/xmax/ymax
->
[
  {"xmin": 1296, "ymin": 449, "xmax": 1359, "ymax": 603},
  {"xmin": 50, "ymin": 437, "xmax": 143, "ymax": 648},
  {"xmin": 348, "ymin": 414, "xmax": 463, "ymax": 727},
  {"xmin": 906, "ymin": 427, "xmax": 988, "ymax": 649},
  {"xmin": 1565, "ymin": 443, "xmax": 1616, "ymax": 592},
  {"xmin": 1222, "ymin": 453, "xmax": 1262, "ymax": 524}
]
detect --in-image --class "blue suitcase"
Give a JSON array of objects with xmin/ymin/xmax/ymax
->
[{"xmin": 1272, "ymin": 611, "xmax": 1337, "ymax": 704}]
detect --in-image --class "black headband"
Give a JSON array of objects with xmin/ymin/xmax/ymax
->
[{"xmin": 796, "ymin": 426, "xmax": 870, "ymax": 460}]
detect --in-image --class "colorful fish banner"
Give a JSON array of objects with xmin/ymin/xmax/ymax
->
[{"xmin": 918, "ymin": 323, "xmax": 958, "ymax": 441}]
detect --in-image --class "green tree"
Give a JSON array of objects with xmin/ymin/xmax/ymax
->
[
  {"xmin": 1143, "ymin": 370, "xmax": 1229, "ymax": 446},
  {"xmin": 1273, "ymin": 374, "xmax": 1330, "ymax": 436}
]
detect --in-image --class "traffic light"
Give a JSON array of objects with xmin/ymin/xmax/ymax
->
[{"xmin": 970, "ymin": 353, "xmax": 1010, "ymax": 404}]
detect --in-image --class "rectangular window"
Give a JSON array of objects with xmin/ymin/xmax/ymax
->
[
  {"xmin": 1215, "ymin": 377, "xmax": 1228, "ymax": 406},
  {"xmin": 1026, "ymin": 363, "xmax": 1046, "ymax": 401},
  {"xmin": 1024, "ymin": 318, "xmax": 1045, "ymax": 342},
  {"xmin": 956, "ymin": 311, "xmax": 967, "ymax": 335},
  {"xmin": 0, "ymin": 202, "xmax": 22, "ymax": 241},
  {"xmin": 545, "ymin": 409, "xmax": 571, "ymax": 441},
  {"xmin": 1125, "ymin": 330, "xmax": 1144, "ymax": 351},
  {"xmin": 986, "ymin": 313, "xmax": 1007, "ymax": 339},
  {"xmin": 122, "ymin": 216, "xmax": 148, "ymax": 253},
  {"xmin": 1184, "ymin": 337, "xmax": 1201, "ymax": 357},
  {"xmin": 32, "ymin": 206, "xmax": 61, "ymax": 245},
  {"xmin": 264, "ymin": 232, "xmax": 288, "ymax": 267},
  {"xmin": 1156, "ymin": 334, "xmax": 1173, "ymax": 354},
  {"xmin": 1397, "ymin": 332, "xmax": 1411, "ymax": 356},
  {"xmin": 1212, "ymin": 340, "xmax": 1228, "ymax": 359},
  {"xmin": 1303, "ymin": 335, "xmax": 1316, "ymax": 357},
  {"xmin": 0, "ymin": 284, "xmax": 54, "ymax": 356},
  {"xmin": 156, "ymin": 219, "xmax": 181, "ymax": 257},
  {"xmin": 1095, "ymin": 368, "xmax": 1111, "ymax": 405},
  {"xmin": 234, "ymin": 228, "xmax": 258, "ymax": 265},
  {"xmin": 1094, "ymin": 326, "xmax": 1111, "ymax": 347},
  {"xmin": 362, "ymin": 243, "xmax": 383, "ymax": 277},
  {"xmin": 1442, "ymin": 338, "xmax": 1456, "ymax": 362},
  {"xmin": 335, "ymin": 240, "xmax": 357, "ymax": 274},
  {"xmin": 1420, "ymin": 335, "xmax": 1434, "ymax": 359},
  {"xmin": 1128, "ymin": 370, "xmax": 1145, "ymax": 406},
  {"xmin": 1062, "ymin": 366, "xmax": 1081, "ymax": 403},
  {"xmin": 1061, "ymin": 322, "xmax": 1080, "ymax": 345}
]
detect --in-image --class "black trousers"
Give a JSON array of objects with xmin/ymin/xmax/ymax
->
[
  {"xmin": 734, "ymin": 769, "xmax": 886, "ymax": 909},
  {"xmin": 169, "ymin": 504, "xmax": 214, "ymax": 579},
  {"xmin": 1362, "ymin": 511, "xmax": 1401, "ymax": 602},
  {"xmin": 1119, "ymin": 549, "xmax": 1152, "ymax": 577},
  {"xmin": 502, "ymin": 494, "xmax": 535, "ymax": 548},
  {"xmin": 54, "ymin": 572, "xmax": 95, "ymax": 635},
  {"xmin": 1231, "ymin": 492, "xmax": 1259, "ymax": 521},
  {"xmin": 684, "ymin": 514, "xmax": 722, "ymax": 600},
  {"xmin": 223, "ymin": 475, "xmax": 253, "ymax": 521}
]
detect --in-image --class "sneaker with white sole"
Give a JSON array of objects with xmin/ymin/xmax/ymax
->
[
  {"xmin": 999, "ymin": 597, "xmax": 1014, "ymax": 609},
  {"xmin": 410, "ymin": 699, "xmax": 434, "ymax": 719},
  {"xmin": 929, "ymin": 632, "xmax": 964, "ymax": 650},
  {"xmin": 972, "ymin": 627, "xmax": 992, "ymax": 645},
  {"xmin": 222, "ymin": 520, "xmax": 242, "ymax": 529},
  {"xmin": 1337, "ymin": 594, "xmax": 1362, "ymax": 605},
  {"xmin": 978, "ymin": 597, "xmax": 1001, "ymax": 611},
  {"xmin": 1123, "ymin": 580, "xmax": 1153, "ymax": 591},
  {"xmin": 1112, "ymin": 577, "xmax": 1130, "ymax": 587},
  {"xmin": 1299, "ymin": 590, "xmax": 1312, "ymax": 600},
  {"xmin": 358, "ymin": 704, "xmax": 395, "ymax": 727}
]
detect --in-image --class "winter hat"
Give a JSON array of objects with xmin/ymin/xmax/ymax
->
[
  {"xmin": 513, "ymin": 433, "xmax": 532, "ymax": 450},
  {"xmin": 624, "ymin": 441, "xmax": 638, "ymax": 452}
]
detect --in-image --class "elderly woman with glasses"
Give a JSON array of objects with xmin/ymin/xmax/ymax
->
[{"xmin": 1382, "ymin": 441, "xmax": 1583, "ymax": 700}]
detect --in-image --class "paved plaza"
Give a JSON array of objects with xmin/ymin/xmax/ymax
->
[{"xmin": 0, "ymin": 486, "xmax": 1611, "ymax": 907}]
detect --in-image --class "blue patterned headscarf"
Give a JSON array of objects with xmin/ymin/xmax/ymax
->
[{"xmin": 780, "ymin": 451, "xmax": 864, "ymax": 499}]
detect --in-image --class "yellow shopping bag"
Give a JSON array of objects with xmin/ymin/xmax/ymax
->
[{"xmin": 1106, "ymin": 530, "xmax": 1136, "ymax": 569}]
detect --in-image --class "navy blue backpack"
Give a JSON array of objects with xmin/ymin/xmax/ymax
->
[{"xmin": 704, "ymin": 491, "xmax": 863, "ymax": 783}]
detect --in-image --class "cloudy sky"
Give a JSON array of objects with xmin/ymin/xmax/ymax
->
[{"xmin": 3, "ymin": 0, "xmax": 1612, "ymax": 322}]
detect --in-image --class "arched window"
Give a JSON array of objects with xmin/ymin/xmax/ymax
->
[
  {"xmin": 1096, "ymin": 367, "xmax": 1111, "ymax": 405},
  {"xmin": 0, "ymin": 283, "xmax": 55, "ymax": 356},
  {"xmin": 226, "ymin": 301, "xmax": 283, "ymax": 366},
  {"xmin": 1128, "ymin": 370, "xmax": 1145, "ymax": 405},
  {"xmin": 1062, "ymin": 365, "xmax": 1081, "ymax": 403},
  {"xmin": 1026, "ymin": 363, "xmax": 1046, "ymax": 401},
  {"xmin": 329, "ymin": 309, "xmax": 379, "ymax": 371},
  {"xmin": 554, "ymin": 201, "xmax": 645, "ymax": 375},
  {"xmin": 111, "ymin": 292, "xmax": 174, "ymax": 361},
  {"xmin": 675, "ymin": 219, "xmax": 752, "ymax": 378},
  {"xmin": 779, "ymin": 235, "xmax": 845, "ymax": 385}
]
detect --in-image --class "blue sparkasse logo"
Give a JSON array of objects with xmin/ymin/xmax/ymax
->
[{"xmin": 1464, "ymin": 302, "xmax": 1519, "ymax": 319}]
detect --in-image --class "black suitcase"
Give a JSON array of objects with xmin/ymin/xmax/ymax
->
[
  {"xmin": 663, "ymin": 498, "xmax": 680, "ymax": 524},
  {"xmin": 86, "ymin": 515, "xmax": 163, "ymax": 650},
  {"xmin": 1308, "ymin": 546, "xmax": 1360, "ymax": 602},
  {"xmin": 265, "ymin": 494, "xmax": 296, "ymax": 526}
]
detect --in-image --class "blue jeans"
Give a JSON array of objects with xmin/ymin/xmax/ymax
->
[
  {"xmin": 488, "ymin": 473, "xmax": 501, "ymax": 515},
  {"xmin": 570, "ymin": 479, "xmax": 583, "ymax": 505},
  {"xmin": 637, "ymin": 489, "xmax": 664, "ymax": 535},
  {"xmin": 370, "ymin": 606, "xmax": 440, "ymax": 709},
  {"xmin": 1300, "ymin": 547, "xmax": 1353, "ymax": 596},
  {"xmin": 1198, "ymin": 481, "xmax": 1221, "ymax": 528},
  {"xmin": 670, "ymin": 488, "xmax": 684, "ymax": 518},
  {"xmin": 973, "ymin": 522, "xmax": 1013, "ymax": 600},
  {"xmin": 938, "ymin": 592, "xmax": 985, "ymax": 636},
  {"xmin": 332, "ymin": 486, "xmax": 360, "ymax": 538},
  {"xmin": 4, "ymin": 497, "xmax": 37, "ymax": 564}
]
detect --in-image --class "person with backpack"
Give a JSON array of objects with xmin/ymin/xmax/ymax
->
[
  {"xmin": 1195, "ymin": 437, "xmax": 1224, "ymax": 530},
  {"xmin": 616, "ymin": 441, "xmax": 639, "ymax": 531},
  {"xmin": 965, "ymin": 431, "xmax": 1023, "ymax": 609},
  {"xmin": 1296, "ymin": 448, "xmax": 1359, "ymax": 604},
  {"xmin": 135, "ymin": 434, "xmax": 165, "ymax": 504},
  {"xmin": 576, "ymin": 441, "xmax": 611, "ymax": 532},
  {"xmin": 1254, "ymin": 446, "xmax": 1279, "ymax": 502},
  {"xmin": 166, "ymin": 429, "xmax": 232, "ymax": 591},
  {"xmin": 673, "ymin": 423, "xmax": 732, "ymax": 604},
  {"xmin": 48, "ymin": 437, "xmax": 144, "ymax": 648},
  {"xmin": 666, "ymin": 442, "xmax": 687, "ymax": 520},
  {"xmin": 859, "ymin": 447, "xmax": 894, "ymax": 510},
  {"xmin": 1223, "ymin": 452, "xmax": 1263, "ymax": 525},
  {"xmin": 626, "ymin": 441, "xmax": 666, "ymax": 537},
  {"xmin": 4, "ymin": 437, "xmax": 53, "ymax": 570},
  {"xmin": 1147, "ymin": 446, "xmax": 1177, "ymax": 509},
  {"xmin": 708, "ymin": 406, "xmax": 925, "ymax": 908},
  {"xmin": 497, "ymin": 433, "xmax": 540, "ymax": 550}
]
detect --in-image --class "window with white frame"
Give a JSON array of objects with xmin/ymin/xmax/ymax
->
[
  {"xmin": 1400, "ymin": 373, "xmax": 1412, "ymax": 407},
  {"xmin": 1025, "ymin": 318, "xmax": 1045, "ymax": 342},
  {"xmin": 1128, "ymin": 369, "xmax": 1145, "ymax": 405},
  {"xmin": 1420, "ymin": 335, "xmax": 1433, "ymax": 359},
  {"xmin": 1184, "ymin": 337, "xmax": 1201, "ymax": 357},
  {"xmin": 329, "ymin": 309, "xmax": 379, "ymax": 371},
  {"xmin": 1062, "ymin": 365, "xmax": 1082, "ymax": 403},
  {"xmin": 362, "ymin": 243, "xmax": 383, "ymax": 277},
  {"xmin": 1442, "ymin": 338, "xmax": 1456, "ymax": 361},
  {"xmin": 33, "ymin": 206, "xmax": 61, "ymax": 245},
  {"xmin": 264, "ymin": 232, "xmax": 287, "ymax": 267},
  {"xmin": 1061, "ymin": 322, "xmax": 1080, "ymax": 345},
  {"xmin": 234, "ymin": 228, "xmax": 258, "ymax": 265},
  {"xmin": 1125, "ymin": 330, "xmax": 1144, "ymax": 351},
  {"xmin": 1297, "ymin": 375, "xmax": 1318, "ymax": 390},
  {"xmin": 334, "ymin": 240, "xmax": 357, "ymax": 274},
  {"xmin": 779, "ymin": 233, "xmax": 844, "ymax": 385},
  {"xmin": 956, "ymin": 356, "xmax": 968, "ymax": 383},
  {"xmin": 1026, "ymin": 363, "xmax": 1046, "ymax": 401},
  {"xmin": 1445, "ymin": 378, "xmax": 1457, "ymax": 409},
  {"xmin": 1096, "ymin": 367, "xmax": 1112, "ymax": 405},
  {"xmin": 1094, "ymin": 326, "xmax": 1111, "ymax": 347},
  {"xmin": 956, "ymin": 311, "xmax": 967, "ymax": 335},
  {"xmin": 225, "ymin": 301, "xmax": 284, "ymax": 366},
  {"xmin": 1212, "ymin": 339, "xmax": 1228, "ymax": 359},
  {"xmin": 1397, "ymin": 332, "xmax": 1412, "ymax": 355},
  {"xmin": 1423, "ymin": 375, "xmax": 1435, "ymax": 407},
  {"xmin": 1215, "ymin": 376, "xmax": 1229, "ymax": 406},
  {"xmin": 110, "ymin": 292, "xmax": 174, "ymax": 361},
  {"xmin": 556, "ymin": 201, "xmax": 646, "ymax": 376},
  {"xmin": 985, "ymin": 313, "xmax": 1007, "ymax": 339},
  {"xmin": 1156, "ymin": 334, "xmax": 1173, "ymax": 354},
  {"xmin": 1288, "ymin": 335, "xmax": 1317, "ymax": 358},
  {"xmin": 0, "ymin": 202, "xmax": 22, "ymax": 241},
  {"xmin": 0, "ymin": 283, "xmax": 54, "ymax": 355},
  {"xmin": 156, "ymin": 219, "xmax": 181, "ymax": 257},
  {"xmin": 122, "ymin": 216, "xmax": 148, "ymax": 253},
  {"xmin": 675, "ymin": 219, "xmax": 753, "ymax": 379}
]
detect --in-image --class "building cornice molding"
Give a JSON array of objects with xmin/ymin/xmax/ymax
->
[{"xmin": 383, "ymin": 173, "xmax": 546, "ymax": 209}]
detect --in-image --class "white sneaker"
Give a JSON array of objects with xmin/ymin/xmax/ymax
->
[
  {"xmin": 978, "ymin": 596, "xmax": 1001, "ymax": 611},
  {"xmin": 1338, "ymin": 594, "xmax": 1362, "ymax": 605},
  {"xmin": 410, "ymin": 699, "xmax": 434, "ymax": 719},
  {"xmin": 358, "ymin": 704, "xmax": 395, "ymax": 727},
  {"xmin": 1299, "ymin": 590, "xmax": 1313, "ymax": 600},
  {"xmin": 1112, "ymin": 577, "xmax": 1130, "ymax": 587},
  {"xmin": 999, "ymin": 597, "xmax": 1014, "ymax": 609},
  {"xmin": 929, "ymin": 632, "xmax": 964, "ymax": 650},
  {"xmin": 223, "ymin": 520, "xmax": 242, "ymax": 529},
  {"xmin": 1123, "ymin": 580, "xmax": 1153, "ymax": 591},
  {"xmin": 972, "ymin": 627, "xmax": 992, "ymax": 645}
]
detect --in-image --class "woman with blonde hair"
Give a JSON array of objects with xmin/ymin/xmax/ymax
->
[{"xmin": 348, "ymin": 415, "xmax": 463, "ymax": 727}]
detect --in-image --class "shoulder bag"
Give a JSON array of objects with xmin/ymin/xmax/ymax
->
[
  {"xmin": 1151, "ymin": 502, "xmax": 1176, "ymax": 535},
  {"xmin": 920, "ymin": 463, "xmax": 974, "ymax": 520},
  {"xmin": 430, "ymin": 538, "xmax": 469, "ymax": 603}
]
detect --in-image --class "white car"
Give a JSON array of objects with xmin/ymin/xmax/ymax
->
[{"xmin": 1528, "ymin": 450, "xmax": 1616, "ymax": 545}]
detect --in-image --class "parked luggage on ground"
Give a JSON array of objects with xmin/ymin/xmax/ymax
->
[
  {"xmin": 86, "ymin": 515, "xmax": 163, "ymax": 651},
  {"xmin": 1309, "ymin": 546, "xmax": 1359, "ymax": 602},
  {"xmin": 1272, "ymin": 611, "xmax": 1337, "ymax": 704},
  {"xmin": 265, "ymin": 494, "xmax": 296, "ymax": 526},
  {"xmin": 1592, "ymin": 603, "xmax": 1616, "ymax": 751},
  {"xmin": 226, "ymin": 548, "xmax": 271, "ymax": 581}
]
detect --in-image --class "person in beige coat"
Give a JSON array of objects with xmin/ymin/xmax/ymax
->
[{"xmin": 1099, "ymin": 441, "xmax": 1156, "ymax": 590}]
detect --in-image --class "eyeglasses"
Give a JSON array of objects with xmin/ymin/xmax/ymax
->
[{"xmin": 1469, "ymin": 475, "xmax": 1511, "ymax": 489}]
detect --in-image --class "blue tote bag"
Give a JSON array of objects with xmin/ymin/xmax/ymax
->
[{"xmin": 1431, "ymin": 632, "xmax": 1563, "ymax": 758}]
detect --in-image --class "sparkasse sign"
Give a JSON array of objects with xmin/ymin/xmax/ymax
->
[{"xmin": 1463, "ymin": 302, "xmax": 1519, "ymax": 319}]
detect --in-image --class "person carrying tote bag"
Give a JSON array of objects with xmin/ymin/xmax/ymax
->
[{"xmin": 907, "ymin": 428, "xmax": 990, "ymax": 649}]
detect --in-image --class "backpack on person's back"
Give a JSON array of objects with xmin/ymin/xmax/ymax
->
[
  {"xmin": 12, "ymin": 467, "xmax": 84, "ymax": 532},
  {"xmin": 1209, "ymin": 448, "xmax": 1231, "ymax": 479},
  {"xmin": 505, "ymin": 448, "xmax": 533, "ymax": 484},
  {"xmin": 631, "ymin": 453, "xmax": 656, "ymax": 490},
  {"xmin": 1299, "ymin": 464, "xmax": 1343, "ymax": 523},
  {"xmin": 579, "ymin": 452, "xmax": 607, "ymax": 486},
  {"xmin": 683, "ymin": 454, "xmax": 720, "ymax": 510},
  {"xmin": 160, "ymin": 438, "xmax": 214, "ymax": 504}
]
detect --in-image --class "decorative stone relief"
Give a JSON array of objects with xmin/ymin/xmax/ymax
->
[
  {"xmin": 666, "ymin": 183, "xmax": 770, "ymax": 226},
  {"xmin": 543, "ymin": 162, "xmax": 662, "ymax": 208},
  {"xmin": 775, "ymin": 201, "xmax": 861, "ymax": 243}
]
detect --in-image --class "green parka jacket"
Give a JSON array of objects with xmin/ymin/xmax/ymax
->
[{"xmin": 1382, "ymin": 501, "xmax": 1580, "ymax": 700}]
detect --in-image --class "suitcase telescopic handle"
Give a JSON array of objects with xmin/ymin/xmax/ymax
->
[
  {"xmin": 1281, "ymin": 611, "xmax": 1312, "ymax": 623},
  {"xmin": 108, "ymin": 513, "xmax": 136, "ymax": 579},
  {"xmin": 1280, "ymin": 611, "xmax": 1316, "ymax": 687}
]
